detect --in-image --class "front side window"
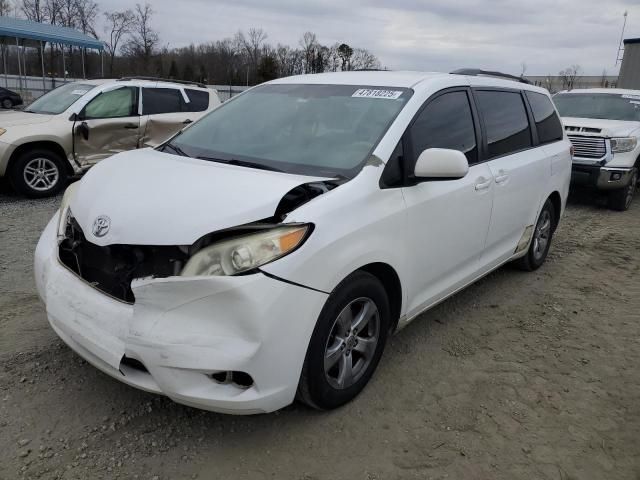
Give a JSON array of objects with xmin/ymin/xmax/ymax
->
[
  {"xmin": 142, "ymin": 88, "xmax": 182, "ymax": 115},
  {"xmin": 475, "ymin": 90, "xmax": 532, "ymax": 159},
  {"xmin": 166, "ymin": 84, "xmax": 412, "ymax": 178},
  {"xmin": 554, "ymin": 93, "xmax": 640, "ymax": 122},
  {"xmin": 83, "ymin": 87, "xmax": 137, "ymax": 119},
  {"xmin": 410, "ymin": 91, "xmax": 478, "ymax": 164},
  {"xmin": 525, "ymin": 91, "xmax": 563, "ymax": 144},
  {"xmin": 26, "ymin": 82, "xmax": 95, "ymax": 115}
]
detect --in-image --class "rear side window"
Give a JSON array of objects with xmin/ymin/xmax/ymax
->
[
  {"xmin": 525, "ymin": 91, "xmax": 563, "ymax": 144},
  {"xmin": 184, "ymin": 89, "xmax": 209, "ymax": 112},
  {"xmin": 410, "ymin": 91, "xmax": 478, "ymax": 164},
  {"xmin": 475, "ymin": 90, "xmax": 532, "ymax": 159},
  {"xmin": 142, "ymin": 88, "xmax": 182, "ymax": 115}
]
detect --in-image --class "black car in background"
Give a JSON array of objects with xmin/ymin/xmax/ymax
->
[{"xmin": 0, "ymin": 87, "xmax": 23, "ymax": 109}]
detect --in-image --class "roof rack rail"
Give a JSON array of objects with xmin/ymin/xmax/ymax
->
[
  {"xmin": 450, "ymin": 68, "xmax": 531, "ymax": 84},
  {"xmin": 117, "ymin": 76, "xmax": 207, "ymax": 88}
]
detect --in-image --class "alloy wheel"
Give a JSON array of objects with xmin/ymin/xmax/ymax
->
[
  {"xmin": 23, "ymin": 157, "xmax": 59, "ymax": 192},
  {"xmin": 532, "ymin": 209, "xmax": 552, "ymax": 261},
  {"xmin": 324, "ymin": 297, "xmax": 380, "ymax": 390}
]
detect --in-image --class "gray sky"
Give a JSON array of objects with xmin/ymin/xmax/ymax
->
[{"xmin": 98, "ymin": 0, "xmax": 640, "ymax": 76}]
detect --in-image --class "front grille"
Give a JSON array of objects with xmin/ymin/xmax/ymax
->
[
  {"xmin": 567, "ymin": 135, "xmax": 607, "ymax": 159},
  {"xmin": 58, "ymin": 216, "xmax": 188, "ymax": 303}
]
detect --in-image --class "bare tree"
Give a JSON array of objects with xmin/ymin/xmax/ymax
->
[
  {"xmin": 75, "ymin": 0, "xmax": 98, "ymax": 37},
  {"xmin": 0, "ymin": 0, "xmax": 13, "ymax": 16},
  {"xmin": 558, "ymin": 65, "xmax": 581, "ymax": 90},
  {"xmin": 337, "ymin": 43, "xmax": 353, "ymax": 71},
  {"xmin": 103, "ymin": 9, "xmax": 133, "ymax": 75},
  {"xmin": 350, "ymin": 48, "xmax": 380, "ymax": 70},
  {"xmin": 600, "ymin": 68, "xmax": 608, "ymax": 87},
  {"xmin": 21, "ymin": 0, "xmax": 45, "ymax": 22},
  {"xmin": 520, "ymin": 62, "xmax": 527, "ymax": 78},
  {"xmin": 300, "ymin": 31, "xmax": 317, "ymax": 74},
  {"xmin": 122, "ymin": 2, "xmax": 158, "ymax": 73}
]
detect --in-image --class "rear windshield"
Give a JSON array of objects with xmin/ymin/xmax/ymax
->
[
  {"xmin": 26, "ymin": 83, "xmax": 94, "ymax": 115},
  {"xmin": 554, "ymin": 93, "xmax": 640, "ymax": 121}
]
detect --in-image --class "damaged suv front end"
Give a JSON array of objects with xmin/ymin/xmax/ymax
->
[{"xmin": 34, "ymin": 79, "xmax": 413, "ymax": 413}]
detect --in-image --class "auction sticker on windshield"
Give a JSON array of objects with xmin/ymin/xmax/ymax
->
[
  {"xmin": 352, "ymin": 89, "xmax": 403, "ymax": 99},
  {"xmin": 621, "ymin": 94, "xmax": 640, "ymax": 100}
]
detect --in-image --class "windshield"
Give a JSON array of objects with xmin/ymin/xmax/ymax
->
[
  {"xmin": 554, "ymin": 93, "xmax": 640, "ymax": 122},
  {"xmin": 26, "ymin": 82, "xmax": 95, "ymax": 115},
  {"xmin": 166, "ymin": 83, "xmax": 412, "ymax": 177}
]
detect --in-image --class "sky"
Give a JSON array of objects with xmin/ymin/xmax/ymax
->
[{"xmin": 96, "ymin": 0, "xmax": 640, "ymax": 76}]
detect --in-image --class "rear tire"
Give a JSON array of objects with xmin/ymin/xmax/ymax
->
[
  {"xmin": 608, "ymin": 169, "xmax": 637, "ymax": 211},
  {"xmin": 9, "ymin": 148, "xmax": 68, "ymax": 198},
  {"xmin": 1, "ymin": 97, "xmax": 12, "ymax": 109},
  {"xmin": 297, "ymin": 271, "xmax": 390, "ymax": 410},
  {"xmin": 514, "ymin": 198, "xmax": 556, "ymax": 271}
]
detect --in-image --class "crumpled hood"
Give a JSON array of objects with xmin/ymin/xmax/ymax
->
[
  {"xmin": 562, "ymin": 116, "xmax": 640, "ymax": 138},
  {"xmin": 0, "ymin": 110, "xmax": 53, "ymax": 127},
  {"xmin": 70, "ymin": 148, "xmax": 329, "ymax": 246}
]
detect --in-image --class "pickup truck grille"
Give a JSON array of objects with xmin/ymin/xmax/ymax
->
[{"xmin": 567, "ymin": 135, "xmax": 607, "ymax": 159}]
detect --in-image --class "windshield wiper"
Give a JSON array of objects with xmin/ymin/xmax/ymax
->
[
  {"xmin": 162, "ymin": 142, "xmax": 190, "ymax": 157},
  {"xmin": 197, "ymin": 156, "xmax": 284, "ymax": 173}
]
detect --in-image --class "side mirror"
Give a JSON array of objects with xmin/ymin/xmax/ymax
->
[{"xmin": 414, "ymin": 148, "xmax": 469, "ymax": 180}]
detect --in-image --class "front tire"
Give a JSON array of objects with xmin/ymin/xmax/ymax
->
[
  {"xmin": 9, "ymin": 148, "xmax": 68, "ymax": 198},
  {"xmin": 297, "ymin": 271, "xmax": 390, "ymax": 410},
  {"xmin": 514, "ymin": 198, "xmax": 556, "ymax": 271},
  {"xmin": 608, "ymin": 169, "xmax": 637, "ymax": 211},
  {"xmin": 1, "ymin": 97, "xmax": 12, "ymax": 109}
]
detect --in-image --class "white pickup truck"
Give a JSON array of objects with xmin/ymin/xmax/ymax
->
[{"xmin": 554, "ymin": 88, "xmax": 640, "ymax": 210}]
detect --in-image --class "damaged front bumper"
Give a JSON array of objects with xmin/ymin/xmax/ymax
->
[{"xmin": 35, "ymin": 213, "xmax": 328, "ymax": 414}]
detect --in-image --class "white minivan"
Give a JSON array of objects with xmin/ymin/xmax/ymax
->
[{"xmin": 35, "ymin": 70, "xmax": 572, "ymax": 414}]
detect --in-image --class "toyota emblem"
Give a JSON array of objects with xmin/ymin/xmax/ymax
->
[{"xmin": 92, "ymin": 215, "xmax": 111, "ymax": 237}]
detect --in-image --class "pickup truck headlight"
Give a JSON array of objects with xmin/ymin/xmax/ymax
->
[
  {"xmin": 611, "ymin": 137, "xmax": 637, "ymax": 153},
  {"xmin": 181, "ymin": 224, "xmax": 310, "ymax": 277}
]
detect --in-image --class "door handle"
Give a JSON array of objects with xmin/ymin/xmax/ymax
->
[
  {"xmin": 182, "ymin": 119, "xmax": 193, "ymax": 125},
  {"xmin": 495, "ymin": 169, "xmax": 509, "ymax": 184},
  {"xmin": 123, "ymin": 123, "xmax": 138, "ymax": 129},
  {"xmin": 474, "ymin": 177, "xmax": 492, "ymax": 191}
]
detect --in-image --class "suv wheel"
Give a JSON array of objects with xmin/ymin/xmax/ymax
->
[
  {"xmin": 608, "ymin": 169, "xmax": 637, "ymax": 211},
  {"xmin": 297, "ymin": 271, "xmax": 390, "ymax": 410},
  {"xmin": 1, "ymin": 98, "xmax": 13, "ymax": 109},
  {"xmin": 514, "ymin": 198, "xmax": 556, "ymax": 271},
  {"xmin": 10, "ymin": 148, "xmax": 68, "ymax": 198}
]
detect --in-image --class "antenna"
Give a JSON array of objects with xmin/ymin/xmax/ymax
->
[{"xmin": 616, "ymin": 10, "xmax": 628, "ymax": 66}]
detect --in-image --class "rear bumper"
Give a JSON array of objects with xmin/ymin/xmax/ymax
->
[
  {"xmin": 35, "ymin": 213, "xmax": 328, "ymax": 414},
  {"xmin": 571, "ymin": 164, "xmax": 634, "ymax": 190}
]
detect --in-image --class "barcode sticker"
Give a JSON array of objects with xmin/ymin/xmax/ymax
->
[
  {"xmin": 621, "ymin": 94, "xmax": 640, "ymax": 100},
  {"xmin": 71, "ymin": 89, "xmax": 90, "ymax": 95},
  {"xmin": 352, "ymin": 89, "xmax": 403, "ymax": 99}
]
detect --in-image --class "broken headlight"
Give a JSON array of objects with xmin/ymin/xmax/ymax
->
[
  {"xmin": 57, "ymin": 182, "xmax": 79, "ymax": 241},
  {"xmin": 180, "ymin": 224, "xmax": 310, "ymax": 277}
]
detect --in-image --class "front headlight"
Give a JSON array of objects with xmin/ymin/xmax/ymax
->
[
  {"xmin": 181, "ymin": 224, "xmax": 311, "ymax": 277},
  {"xmin": 56, "ymin": 182, "xmax": 79, "ymax": 240},
  {"xmin": 611, "ymin": 137, "xmax": 638, "ymax": 153}
]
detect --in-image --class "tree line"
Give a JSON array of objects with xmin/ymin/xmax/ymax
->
[{"xmin": 0, "ymin": 0, "xmax": 382, "ymax": 86}]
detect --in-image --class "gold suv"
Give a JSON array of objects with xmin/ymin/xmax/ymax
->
[{"xmin": 0, "ymin": 77, "xmax": 220, "ymax": 197}]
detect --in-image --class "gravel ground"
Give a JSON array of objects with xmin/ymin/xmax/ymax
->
[{"xmin": 1, "ymin": 183, "xmax": 639, "ymax": 480}]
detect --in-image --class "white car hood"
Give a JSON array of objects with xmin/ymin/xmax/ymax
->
[
  {"xmin": 0, "ymin": 110, "xmax": 53, "ymax": 127},
  {"xmin": 70, "ymin": 148, "xmax": 329, "ymax": 246},
  {"xmin": 562, "ymin": 116, "xmax": 640, "ymax": 137}
]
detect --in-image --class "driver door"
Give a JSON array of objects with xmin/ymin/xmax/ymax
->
[{"xmin": 73, "ymin": 86, "xmax": 140, "ymax": 166}]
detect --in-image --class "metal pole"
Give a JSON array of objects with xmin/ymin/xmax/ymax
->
[
  {"xmin": 81, "ymin": 47, "xmax": 85, "ymax": 79},
  {"xmin": 15, "ymin": 37, "xmax": 22, "ymax": 91},
  {"xmin": 2, "ymin": 41, "xmax": 7, "ymax": 88},
  {"xmin": 100, "ymin": 49, "xmax": 103, "ymax": 77},
  {"xmin": 40, "ymin": 41, "xmax": 46, "ymax": 95},
  {"xmin": 62, "ymin": 45, "xmax": 66, "ymax": 82}
]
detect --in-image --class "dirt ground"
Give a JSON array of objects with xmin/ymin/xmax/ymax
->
[{"xmin": 1, "ymin": 183, "xmax": 639, "ymax": 480}]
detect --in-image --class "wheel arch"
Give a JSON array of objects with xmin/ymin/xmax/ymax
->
[
  {"xmin": 356, "ymin": 262, "xmax": 403, "ymax": 333},
  {"xmin": 8, "ymin": 140, "xmax": 73, "ymax": 176}
]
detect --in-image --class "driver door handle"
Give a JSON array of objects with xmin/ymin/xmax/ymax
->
[
  {"xmin": 474, "ymin": 177, "xmax": 492, "ymax": 191},
  {"xmin": 124, "ymin": 123, "xmax": 138, "ymax": 129},
  {"xmin": 182, "ymin": 119, "xmax": 193, "ymax": 125}
]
